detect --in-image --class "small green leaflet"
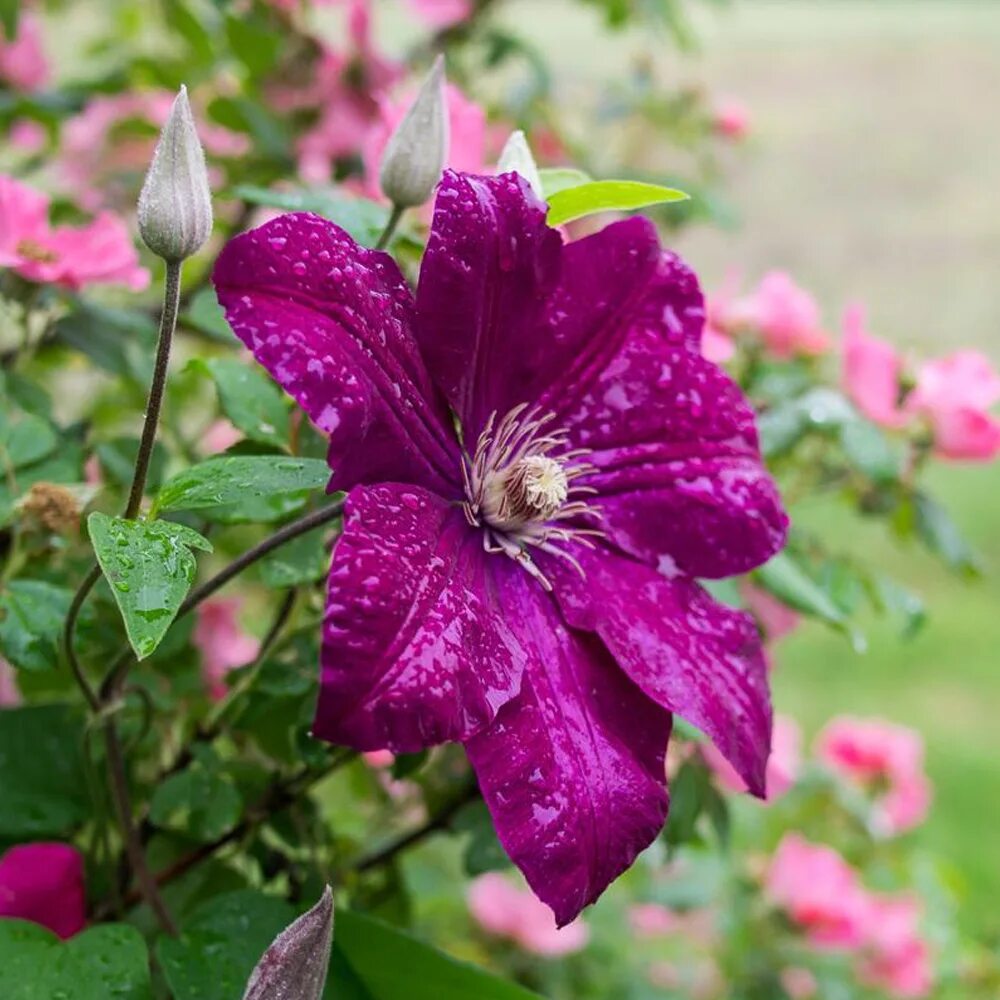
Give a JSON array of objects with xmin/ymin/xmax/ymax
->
[
  {"xmin": 0, "ymin": 922, "xmax": 152, "ymax": 1000},
  {"xmin": 0, "ymin": 580, "xmax": 76, "ymax": 672},
  {"xmin": 546, "ymin": 180, "xmax": 688, "ymax": 226},
  {"xmin": 152, "ymin": 456, "xmax": 330, "ymax": 517},
  {"xmin": 194, "ymin": 357, "xmax": 289, "ymax": 449},
  {"xmin": 88, "ymin": 513, "xmax": 212, "ymax": 660}
]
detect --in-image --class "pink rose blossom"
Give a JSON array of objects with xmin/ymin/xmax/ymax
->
[
  {"xmin": 908, "ymin": 351, "xmax": 1000, "ymax": 461},
  {"xmin": 730, "ymin": 271, "xmax": 830, "ymax": 358},
  {"xmin": 406, "ymin": 0, "xmax": 472, "ymax": 28},
  {"xmin": 8, "ymin": 119, "xmax": 47, "ymax": 155},
  {"xmin": 0, "ymin": 843, "xmax": 86, "ymax": 939},
  {"xmin": 361, "ymin": 83, "xmax": 487, "ymax": 202},
  {"xmin": 193, "ymin": 598, "xmax": 261, "ymax": 701},
  {"xmin": 857, "ymin": 894, "xmax": 933, "ymax": 998},
  {"xmin": 704, "ymin": 713, "xmax": 801, "ymax": 799},
  {"xmin": 0, "ymin": 657, "xmax": 21, "ymax": 707},
  {"xmin": 713, "ymin": 99, "xmax": 749, "ymax": 140},
  {"xmin": 467, "ymin": 874, "xmax": 589, "ymax": 956},
  {"xmin": 0, "ymin": 175, "xmax": 149, "ymax": 291},
  {"xmin": 0, "ymin": 13, "xmax": 49, "ymax": 93},
  {"xmin": 200, "ymin": 419, "xmax": 244, "ymax": 456},
  {"xmin": 842, "ymin": 303, "xmax": 907, "ymax": 428},
  {"xmin": 764, "ymin": 834, "xmax": 869, "ymax": 948},
  {"xmin": 815, "ymin": 716, "xmax": 931, "ymax": 835}
]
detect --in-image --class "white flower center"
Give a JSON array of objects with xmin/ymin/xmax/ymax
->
[{"xmin": 461, "ymin": 404, "xmax": 603, "ymax": 589}]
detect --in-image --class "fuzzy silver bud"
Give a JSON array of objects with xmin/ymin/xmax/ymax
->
[
  {"xmin": 242, "ymin": 887, "xmax": 334, "ymax": 1000},
  {"xmin": 379, "ymin": 56, "xmax": 449, "ymax": 209},
  {"xmin": 137, "ymin": 85, "xmax": 213, "ymax": 262},
  {"xmin": 497, "ymin": 129, "xmax": 543, "ymax": 198}
]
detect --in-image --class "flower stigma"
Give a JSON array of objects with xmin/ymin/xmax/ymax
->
[{"xmin": 462, "ymin": 404, "xmax": 603, "ymax": 589}]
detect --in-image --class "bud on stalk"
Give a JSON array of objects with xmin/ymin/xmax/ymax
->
[
  {"xmin": 497, "ymin": 129, "xmax": 543, "ymax": 199},
  {"xmin": 137, "ymin": 85, "xmax": 213, "ymax": 262},
  {"xmin": 379, "ymin": 55, "xmax": 449, "ymax": 209},
  {"xmin": 242, "ymin": 886, "xmax": 334, "ymax": 1000}
]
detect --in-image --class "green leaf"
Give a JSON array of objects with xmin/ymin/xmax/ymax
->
[
  {"xmin": 54, "ymin": 301, "xmax": 157, "ymax": 383},
  {"xmin": 231, "ymin": 185, "xmax": 390, "ymax": 246},
  {"xmin": 0, "ymin": 704, "xmax": 89, "ymax": 838},
  {"xmin": 663, "ymin": 758, "xmax": 710, "ymax": 847},
  {"xmin": 0, "ymin": 412, "xmax": 58, "ymax": 468},
  {"xmin": 157, "ymin": 890, "xmax": 297, "ymax": 1000},
  {"xmin": 0, "ymin": 922, "xmax": 152, "ymax": 1000},
  {"xmin": 153, "ymin": 456, "xmax": 330, "ymax": 517},
  {"xmin": 537, "ymin": 167, "xmax": 591, "ymax": 198},
  {"xmin": 88, "ymin": 513, "xmax": 212, "ymax": 660},
  {"xmin": 149, "ymin": 757, "xmax": 243, "ymax": 843},
  {"xmin": 95, "ymin": 437, "xmax": 169, "ymax": 492},
  {"xmin": 181, "ymin": 287, "xmax": 235, "ymax": 343},
  {"xmin": 0, "ymin": 0, "xmax": 19, "ymax": 38},
  {"xmin": 913, "ymin": 492, "xmax": 980, "ymax": 576},
  {"xmin": 840, "ymin": 418, "xmax": 903, "ymax": 483},
  {"xmin": 195, "ymin": 358, "xmax": 289, "ymax": 448},
  {"xmin": 259, "ymin": 523, "xmax": 331, "ymax": 587},
  {"xmin": 546, "ymin": 180, "xmax": 688, "ymax": 226},
  {"xmin": 333, "ymin": 909, "xmax": 543, "ymax": 1000},
  {"xmin": 225, "ymin": 11, "xmax": 281, "ymax": 76},
  {"xmin": 454, "ymin": 800, "xmax": 511, "ymax": 876},
  {"xmin": 755, "ymin": 551, "xmax": 860, "ymax": 645},
  {"xmin": 0, "ymin": 580, "xmax": 74, "ymax": 672}
]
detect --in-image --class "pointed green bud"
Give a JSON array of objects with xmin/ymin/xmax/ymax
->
[
  {"xmin": 137, "ymin": 85, "xmax": 213, "ymax": 262},
  {"xmin": 379, "ymin": 55, "xmax": 449, "ymax": 209},
  {"xmin": 242, "ymin": 887, "xmax": 334, "ymax": 1000},
  {"xmin": 497, "ymin": 129, "xmax": 542, "ymax": 198}
]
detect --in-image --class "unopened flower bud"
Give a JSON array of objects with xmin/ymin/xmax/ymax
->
[
  {"xmin": 379, "ymin": 56, "xmax": 449, "ymax": 208},
  {"xmin": 137, "ymin": 85, "xmax": 213, "ymax": 262},
  {"xmin": 242, "ymin": 886, "xmax": 334, "ymax": 1000},
  {"xmin": 497, "ymin": 129, "xmax": 542, "ymax": 198}
]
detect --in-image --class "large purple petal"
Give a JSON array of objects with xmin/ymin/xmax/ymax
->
[
  {"xmin": 414, "ymin": 171, "xmax": 562, "ymax": 437},
  {"xmin": 214, "ymin": 212, "xmax": 460, "ymax": 495},
  {"xmin": 465, "ymin": 572, "xmax": 671, "ymax": 926},
  {"xmin": 545, "ymin": 544, "xmax": 772, "ymax": 796},
  {"xmin": 313, "ymin": 483, "xmax": 526, "ymax": 752},
  {"xmin": 537, "ymin": 219, "xmax": 787, "ymax": 578}
]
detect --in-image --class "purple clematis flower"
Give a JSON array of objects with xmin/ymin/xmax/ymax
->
[{"xmin": 214, "ymin": 171, "xmax": 788, "ymax": 925}]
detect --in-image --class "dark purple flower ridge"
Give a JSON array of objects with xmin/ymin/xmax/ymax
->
[{"xmin": 213, "ymin": 170, "xmax": 788, "ymax": 924}]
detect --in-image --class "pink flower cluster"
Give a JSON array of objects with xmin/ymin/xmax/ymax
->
[
  {"xmin": 193, "ymin": 598, "xmax": 261, "ymax": 701},
  {"xmin": 0, "ymin": 12, "xmax": 49, "ymax": 93},
  {"xmin": 844, "ymin": 304, "xmax": 1000, "ymax": 461},
  {"xmin": 0, "ymin": 843, "xmax": 86, "ymax": 939},
  {"xmin": 0, "ymin": 175, "xmax": 149, "ymax": 291},
  {"xmin": 816, "ymin": 715, "xmax": 932, "ymax": 836},
  {"xmin": 766, "ymin": 834, "xmax": 932, "ymax": 997},
  {"xmin": 467, "ymin": 874, "xmax": 589, "ymax": 956}
]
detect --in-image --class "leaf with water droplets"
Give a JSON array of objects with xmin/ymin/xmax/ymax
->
[
  {"xmin": 0, "ymin": 920, "xmax": 152, "ymax": 1000},
  {"xmin": 88, "ymin": 512, "xmax": 212, "ymax": 661},
  {"xmin": 546, "ymin": 179, "xmax": 688, "ymax": 226},
  {"xmin": 194, "ymin": 357, "xmax": 290, "ymax": 449},
  {"xmin": 152, "ymin": 456, "xmax": 331, "ymax": 519},
  {"xmin": 0, "ymin": 579, "xmax": 76, "ymax": 672}
]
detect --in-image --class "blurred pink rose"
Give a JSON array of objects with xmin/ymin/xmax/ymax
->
[
  {"xmin": 732, "ymin": 271, "xmax": 830, "ymax": 358},
  {"xmin": 0, "ymin": 175, "xmax": 149, "ymax": 291},
  {"xmin": 764, "ymin": 834, "xmax": 868, "ymax": 948},
  {"xmin": 701, "ymin": 326, "xmax": 735, "ymax": 364},
  {"xmin": 406, "ymin": 0, "xmax": 472, "ymax": 28},
  {"xmin": 8, "ymin": 119, "xmax": 47, "ymax": 155},
  {"xmin": 857, "ymin": 894, "xmax": 933, "ymax": 998},
  {"xmin": 60, "ymin": 91, "xmax": 248, "ymax": 211},
  {"xmin": 842, "ymin": 303, "xmax": 907, "ymax": 428},
  {"xmin": 193, "ymin": 598, "xmax": 261, "ymax": 701},
  {"xmin": 780, "ymin": 967, "xmax": 818, "ymax": 998},
  {"xmin": 0, "ymin": 13, "xmax": 49, "ymax": 92},
  {"xmin": 0, "ymin": 657, "xmax": 21, "ymax": 707},
  {"xmin": 361, "ymin": 82, "xmax": 487, "ymax": 202},
  {"xmin": 815, "ymin": 716, "xmax": 931, "ymax": 835},
  {"xmin": 704, "ymin": 713, "xmax": 801, "ymax": 799},
  {"xmin": 467, "ymin": 873, "xmax": 589, "ymax": 956},
  {"xmin": 908, "ymin": 351, "xmax": 1000, "ymax": 461},
  {"xmin": 628, "ymin": 902, "xmax": 679, "ymax": 938},
  {"xmin": 201, "ymin": 419, "xmax": 244, "ymax": 455},
  {"xmin": 741, "ymin": 582, "xmax": 800, "ymax": 644},
  {"xmin": 713, "ymin": 99, "xmax": 749, "ymax": 140},
  {"xmin": 362, "ymin": 749, "xmax": 395, "ymax": 768},
  {"xmin": 0, "ymin": 843, "xmax": 86, "ymax": 939}
]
